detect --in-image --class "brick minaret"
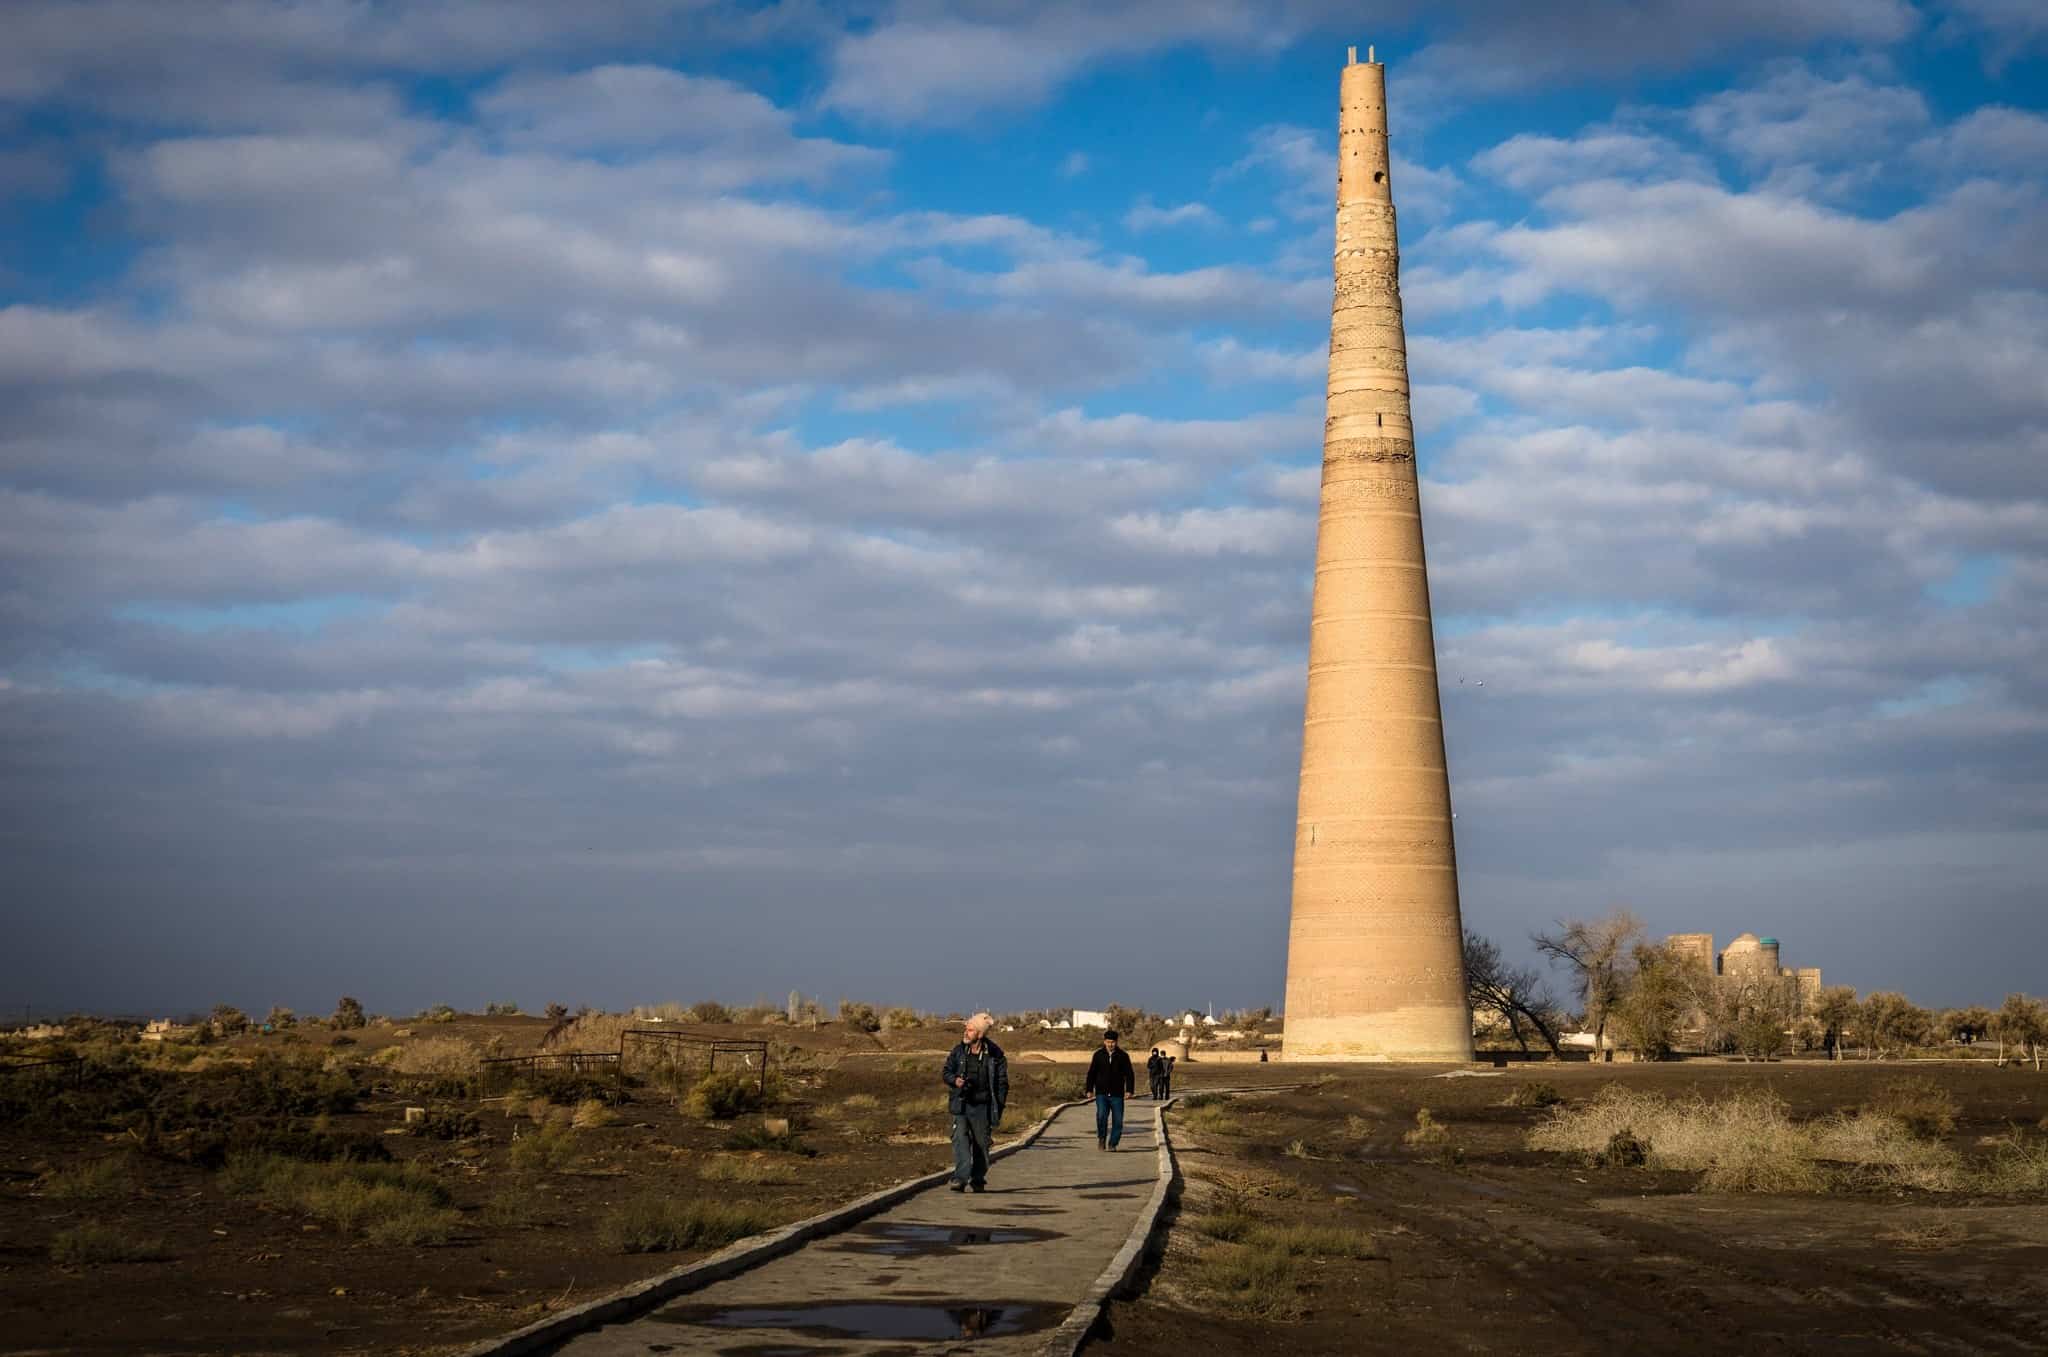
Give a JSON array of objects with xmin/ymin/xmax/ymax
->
[{"xmin": 1281, "ymin": 50, "xmax": 1470, "ymax": 1062}]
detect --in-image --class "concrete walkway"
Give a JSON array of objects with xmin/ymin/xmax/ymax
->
[{"xmin": 550, "ymin": 1099, "xmax": 1164, "ymax": 1355}]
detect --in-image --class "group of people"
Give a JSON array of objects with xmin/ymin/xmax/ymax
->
[{"xmin": 940, "ymin": 1016, "xmax": 1186, "ymax": 1191}]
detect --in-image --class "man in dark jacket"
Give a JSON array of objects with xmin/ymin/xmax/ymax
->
[
  {"xmin": 1084, "ymin": 1029, "xmax": 1136, "ymax": 1149},
  {"xmin": 1145, "ymin": 1047, "xmax": 1165, "ymax": 1100},
  {"xmin": 941, "ymin": 1011, "xmax": 1009, "ymax": 1192}
]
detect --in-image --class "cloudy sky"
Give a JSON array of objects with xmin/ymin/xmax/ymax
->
[{"xmin": 4, "ymin": 1, "xmax": 2043, "ymax": 1021}]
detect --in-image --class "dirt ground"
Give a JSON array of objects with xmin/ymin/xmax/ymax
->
[
  {"xmin": 1101, "ymin": 1060, "xmax": 2048, "ymax": 1356},
  {"xmin": 0, "ymin": 1018, "xmax": 1087, "ymax": 1356}
]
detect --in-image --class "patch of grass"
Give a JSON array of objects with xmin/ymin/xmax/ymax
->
[
  {"xmin": 1248, "ymin": 1223, "xmax": 1377, "ymax": 1258},
  {"xmin": 839, "ymin": 1093, "xmax": 880, "ymax": 1112},
  {"xmin": 508, "ymin": 1121, "xmax": 580, "ymax": 1174},
  {"xmin": 1193, "ymin": 1243, "xmax": 1304, "ymax": 1318},
  {"xmin": 41, "ymin": 1156, "xmax": 133, "ymax": 1200},
  {"xmin": 571, "ymin": 1099, "xmax": 615, "ymax": 1130},
  {"xmin": 1877, "ymin": 1220, "xmax": 1966, "ymax": 1251},
  {"xmin": 1342, "ymin": 1114, "xmax": 1374, "ymax": 1140},
  {"xmin": 218, "ymin": 1152, "xmax": 459, "ymax": 1243},
  {"xmin": 49, "ymin": 1222, "xmax": 172, "ymax": 1265},
  {"xmin": 1179, "ymin": 1092, "xmax": 1228, "ymax": 1109},
  {"xmin": 700, "ymin": 1155, "xmax": 799, "ymax": 1186},
  {"xmin": 598, "ymin": 1193, "xmax": 776, "ymax": 1254},
  {"xmin": 482, "ymin": 1184, "xmax": 554, "ymax": 1230},
  {"xmin": 1179, "ymin": 1103, "xmax": 1234, "ymax": 1136},
  {"xmin": 1505, "ymin": 1081, "xmax": 1563, "ymax": 1108},
  {"xmin": 1195, "ymin": 1208, "xmax": 1257, "ymax": 1242},
  {"xmin": 1865, "ymin": 1077, "xmax": 1961, "ymax": 1140},
  {"xmin": 1283, "ymin": 1138, "xmax": 1314, "ymax": 1160}
]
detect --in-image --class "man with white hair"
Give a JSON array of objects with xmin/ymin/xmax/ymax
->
[{"xmin": 941, "ymin": 1012, "xmax": 1009, "ymax": 1192}]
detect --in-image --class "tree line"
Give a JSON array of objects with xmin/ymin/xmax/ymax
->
[{"xmin": 1466, "ymin": 910, "xmax": 2046, "ymax": 1065}]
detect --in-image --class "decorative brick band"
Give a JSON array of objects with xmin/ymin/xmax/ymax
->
[{"xmin": 1324, "ymin": 437, "xmax": 1415, "ymax": 467}]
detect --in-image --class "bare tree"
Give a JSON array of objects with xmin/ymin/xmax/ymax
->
[
  {"xmin": 1532, "ymin": 910, "xmax": 1644, "ymax": 1059},
  {"xmin": 1463, "ymin": 931, "xmax": 1564, "ymax": 1055}
]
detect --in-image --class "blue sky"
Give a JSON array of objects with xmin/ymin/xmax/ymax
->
[{"xmin": 3, "ymin": 1, "xmax": 2045, "ymax": 1019}]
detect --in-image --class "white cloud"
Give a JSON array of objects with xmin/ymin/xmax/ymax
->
[{"xmin": 1123, "ymin": 196, "xmax": 1223, "ymax": 232}]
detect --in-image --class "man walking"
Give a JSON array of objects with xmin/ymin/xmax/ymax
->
[
  {"xmin": 942, "ymin": 1012, "xmax": 1008, "ymax": 1192},
  {"xmin": 1145, "ymin": 1047, "xmax": 1165, "ymax": 1100},
  {"xmin": 1085, "ymin": 1029, "xmax": 1135, "ymax": 1150}
]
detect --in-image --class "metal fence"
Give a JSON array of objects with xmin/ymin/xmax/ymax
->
[
  {"xmin": 478, "ymin": 1050, "xmax": 621, "ymax": 1091},
  {"xmin": 0, "ymin": 1054, "xmax": 86, "ymax": 1087},
  {"xmin": 619, "ymin": 1030, "xmax": 769, "ymax": 1096}
]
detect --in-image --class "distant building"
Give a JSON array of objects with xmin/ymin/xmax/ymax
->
[{"xmin": 1667, "ymin": 931, "xmax": 1821, "ymax": 1016}]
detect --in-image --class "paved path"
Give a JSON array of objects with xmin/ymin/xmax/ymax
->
[{"xmin": 551, "ymin": 1099, "xmax": 1164, "ymax": 1355}]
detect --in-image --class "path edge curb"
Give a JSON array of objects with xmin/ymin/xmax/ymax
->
[
  {"xmin": 1038, "ymin": 1095, "xmax": 1181, "ymax": 1356},
  {"xmin": 454, "ymin": 1097, "xmax": 1088, "ymax": 1357}
]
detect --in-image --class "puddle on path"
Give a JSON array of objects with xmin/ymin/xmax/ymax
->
[
  {"xmin": 658, "ymin": 1300, "xmax": 1067, "ymax": 1342},
  {"xmin": 1078, "ymin": 1191, "xmax": 1138, "ymax": 1199},
  {"xmin": 827, "ymin": 1221, "xmax": 1061, "ymax": 1257}
]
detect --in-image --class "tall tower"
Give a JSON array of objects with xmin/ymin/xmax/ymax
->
[{"xmin": 1282, "ymin": 49, "xmax": 1470, "ymax": 1062}]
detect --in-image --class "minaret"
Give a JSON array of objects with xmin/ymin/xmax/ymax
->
[{"xmin": 1281, "ymin": 48, "xmax": 1470, "ymax": 1062}]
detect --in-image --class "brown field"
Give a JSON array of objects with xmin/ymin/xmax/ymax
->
[
  {"xmin": 1100, "ymin": 1060, "xmax": 2048, "ymax": 1355},
  {"xmin": 9, "ymin": 1018, "xmax": 2043, "ymax": 1357},
  {"xmin": 0, "ymin": 1014, "xmax": 1091, "ymax": 1355}
]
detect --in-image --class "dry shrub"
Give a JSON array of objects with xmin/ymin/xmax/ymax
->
[
  {"xmin": 1529, "ymin": 1087, "xmax": 1962, "ymax": 1193},
  {"xmin": 384, "ymin": 1037, "xmax": 481, "ymax": 1077},
  {"xmin": 1403, "ymin": 1108, "xmax": 1451, "ymax": 1151},
  {"xmin": 1179, "ymin": 1103, "xmax": 1233, "ymax": 1136},
  {"xmin": 686, "ymin": 1071, "xmax": 765, "ymax": 1120},
  {"xmin": 1506, "ymin": 1081, "xmax": 1563, "ymax": 1108},
  {"xmin": 1809, "ymin": 1113, "xmax": 1961, "ymax": 1191},
  {"xmin": 219, "ymin": 1152, "xmax": 457, "ymax": 1244},
  {"xmin": 1978, "ymin": 1133, "xmax": 2048, "ymax": 1193},
  {"xmin": 541, "ymin": 1011, "xmax": 635, "ymax": 1055},
  {"xmin": 1602, "ymin": 1129, "xmax": 1649, "ymax": 1169},
  {"xmin": 508, "ymin": 1121, "xmax": 579, "ymax": 1174},
  {"xmin": 699, "ymin": 1156, "xmax": 797, "ymax": 1186},
  {"xmin": 1341, "ymin": 1114, "xmax": 1374, "ymax": 1140},
  {"xmin": 41, "ymin": 1156, "xmax": 133, "ymax": 1200},
  {"xmin": 599, "ymin": 1193, "xmax": 775, "ymax": 1254},
  {"xmin": 1865, "ymin": 1077, "xmax": 1961, "ymax": 1140},
  {"xmin": 50, "ymin": 1222, "xmax": 171, "ymax": 1265},
  {"xmin": 840, "ymin": 1093, "xmax": 880, "ymax": 1113},
  {"xmin": 571, "ymin": 1099, "xmax": 615, "ymax": 1130}
]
